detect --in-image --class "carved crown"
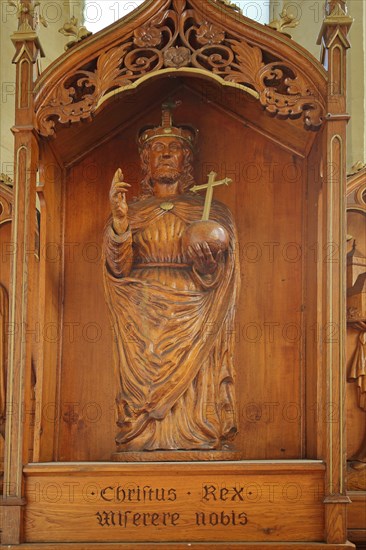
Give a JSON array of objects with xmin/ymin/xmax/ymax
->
[{"xmin": 138, "ymin": 101, "xmax": 197, "ymax": 150}]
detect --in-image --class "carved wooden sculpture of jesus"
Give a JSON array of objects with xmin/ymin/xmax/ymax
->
[{"xmin": 103, "ymin": 103, "xmax": 240, "ymax": 453}]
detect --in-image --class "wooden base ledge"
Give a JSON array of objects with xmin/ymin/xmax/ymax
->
[
  {"xmin": 112, "ymin": 450, "xmax": 242, "ymax": 461},
  {"xmin": 1, "ymin": 542, "xmax": 356, "ymax": 549}
]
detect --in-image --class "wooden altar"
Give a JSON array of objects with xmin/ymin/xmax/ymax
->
[{"xmin": 1, "ymin": 0, "xmax": 356, "ymax": 547}]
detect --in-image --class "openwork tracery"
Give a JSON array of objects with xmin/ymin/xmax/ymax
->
[{"xmin": 36, "ymin": 0, "xmax": 325, "ymax": 136}]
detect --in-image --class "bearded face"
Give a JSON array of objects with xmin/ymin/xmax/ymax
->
[
  {"xmin": 139, "ymin": 137, "xmax": 195, "ymax": 197},
  {"xmin": 148, "ymin": 137, "xmax": 185, "ymax": 185}
]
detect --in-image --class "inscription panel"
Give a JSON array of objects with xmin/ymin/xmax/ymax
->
[{"xmin": 23, "ymin": 463, "xmax": 325, "ymax": 543}]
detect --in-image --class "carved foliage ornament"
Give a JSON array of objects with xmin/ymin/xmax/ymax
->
[
  {"xmin": 36, "ymin": 0, "xmax": 325, "ymax": 136},
  {"xmin": 267, "ymin": 8, "xmax": 300, "ymax": 37},
  {"xmin": 8, "ymin": 0, "xmax": 47, "ymax": 31},
  {"xmin": 59, "ymin": 16, "xmax": 92, "ymax": 51}
]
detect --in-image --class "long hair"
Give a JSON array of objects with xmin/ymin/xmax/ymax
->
[{"xmin": 139, "ymin": 141, "xmax": 195, "ymax": 198}]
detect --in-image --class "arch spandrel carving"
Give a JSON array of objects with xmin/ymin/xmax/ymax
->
[{"xmin": 34, "ymin": 0, "xmax": 327, "ymax": 138}]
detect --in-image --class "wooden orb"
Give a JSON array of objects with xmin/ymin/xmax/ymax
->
[{"xmin": 182, "ymin": 220, "xmax": 229, "ymax": 258}]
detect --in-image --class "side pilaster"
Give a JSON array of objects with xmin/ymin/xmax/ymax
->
[
  {"xmin": 1, "ymin": 1, "xmax": 43, "ymax": 543},
  {"xmin": 317, "ymin": 0, "xmax": 353, "ymax": 544}
]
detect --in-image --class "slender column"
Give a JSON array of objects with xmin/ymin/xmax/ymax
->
[
  {"xmin": 1, "ymin": 1, "xmax": 43, "ymax": 543},
  {"xmin": 317, "ymin": 0, "xmax": 353, "ymax": 544}
]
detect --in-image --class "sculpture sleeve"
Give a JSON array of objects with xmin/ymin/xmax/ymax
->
[{"xmin": 103, "ymin": 223, "xmax": 133, "ymax": 278}]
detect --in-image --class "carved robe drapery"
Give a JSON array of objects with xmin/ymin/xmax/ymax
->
[{"xmin": 103, "ymin": 193, "xmax": 240, "ymax": 451}]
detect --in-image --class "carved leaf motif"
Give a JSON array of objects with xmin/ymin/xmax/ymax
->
[
  {"xmin": 173, "ymin": 0, "xmax": 186, "ymax": 14},
  {"xmin": 226, "ymin": 39, "xmax": 263, "ymax": 87},
  {"xmin": 93, "ymin": 42, "xmax": 132, "ymax": 91},
  {"xmin": 38, "ymin": 84, "xmax": 78, "ymax": 136},
  {"xmin": 255, "ymin": 62, "xmax": 324, "ymax": 128},
  {"xmin": 38, "ymin": 43, "xmax": 134, "ymax": 136}
]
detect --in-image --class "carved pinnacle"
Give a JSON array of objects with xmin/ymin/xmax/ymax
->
[{"xmin": 8, "ymin": 0, "xmax": 47, "ymax": 32}]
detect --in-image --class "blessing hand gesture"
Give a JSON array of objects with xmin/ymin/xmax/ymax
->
[{"xmin": 110, "ymin": 168, "xmax": 131, "ymax": 235}]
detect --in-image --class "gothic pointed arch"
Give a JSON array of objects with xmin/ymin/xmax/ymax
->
[{"xmin": 34, "ymin": 0, "xmax": 327, "ymax": 137}]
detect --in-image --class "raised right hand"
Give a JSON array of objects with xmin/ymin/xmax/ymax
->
[{"xmin": 109, "ymin": 168, "xmax": 131, "ymax": 235}]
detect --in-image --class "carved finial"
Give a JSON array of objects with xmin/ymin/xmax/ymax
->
[
  {"xmin": 267, "ymin": 8, "xmax": 300, "ymax": 37},
  {"xmin": 59, "ymin": 16, "xmax": 92, "ymax": 51},
  {"xmin": 325, "ymin": 0, "xmax": 347, "ymax": 17},
  {"xmin": 216, "ymin": 0, "xmax": 242, "ymax": 14},
  {"xmin": 317, "ymin": 0, "xmax": 352, "ymax": 56},
  {"xmin": 8, "ymin": 0, "xmax": 47, "ymax": 32},
  {"xmin": 0, "ymin": 173, "xmax": 13, "ymax": 187}
]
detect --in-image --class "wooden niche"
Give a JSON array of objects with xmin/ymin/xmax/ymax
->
[{"xmin": 2, "ymin": 0, "xmax": 354, "ymax": 547}]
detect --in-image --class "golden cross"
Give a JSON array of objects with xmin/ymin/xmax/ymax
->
[{"xmin": 191, "ymin": 171, "xmax": 232, "ymax": 221}]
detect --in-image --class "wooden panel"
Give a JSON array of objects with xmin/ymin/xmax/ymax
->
[
  {"xmin": 187, "ymin": 79, "xmax": 312, "ymax": 158},
  {"xmin": 24, "ymin": 462, "xmax": 325, "ymax": 543},
  {"xmin": 56, "ymin": 86, "xmax": 306, "ymax": 461},
  {"xmin": 304, "ymin": 132, "xmax": 324, "ymax": 459},
  {"xmin": 348, "ymin": 492, "xmax": 366, "ymax": 529},
  {"xmin": 32, "ymin": 147, "xmax": 64, "ymax": 463}
]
